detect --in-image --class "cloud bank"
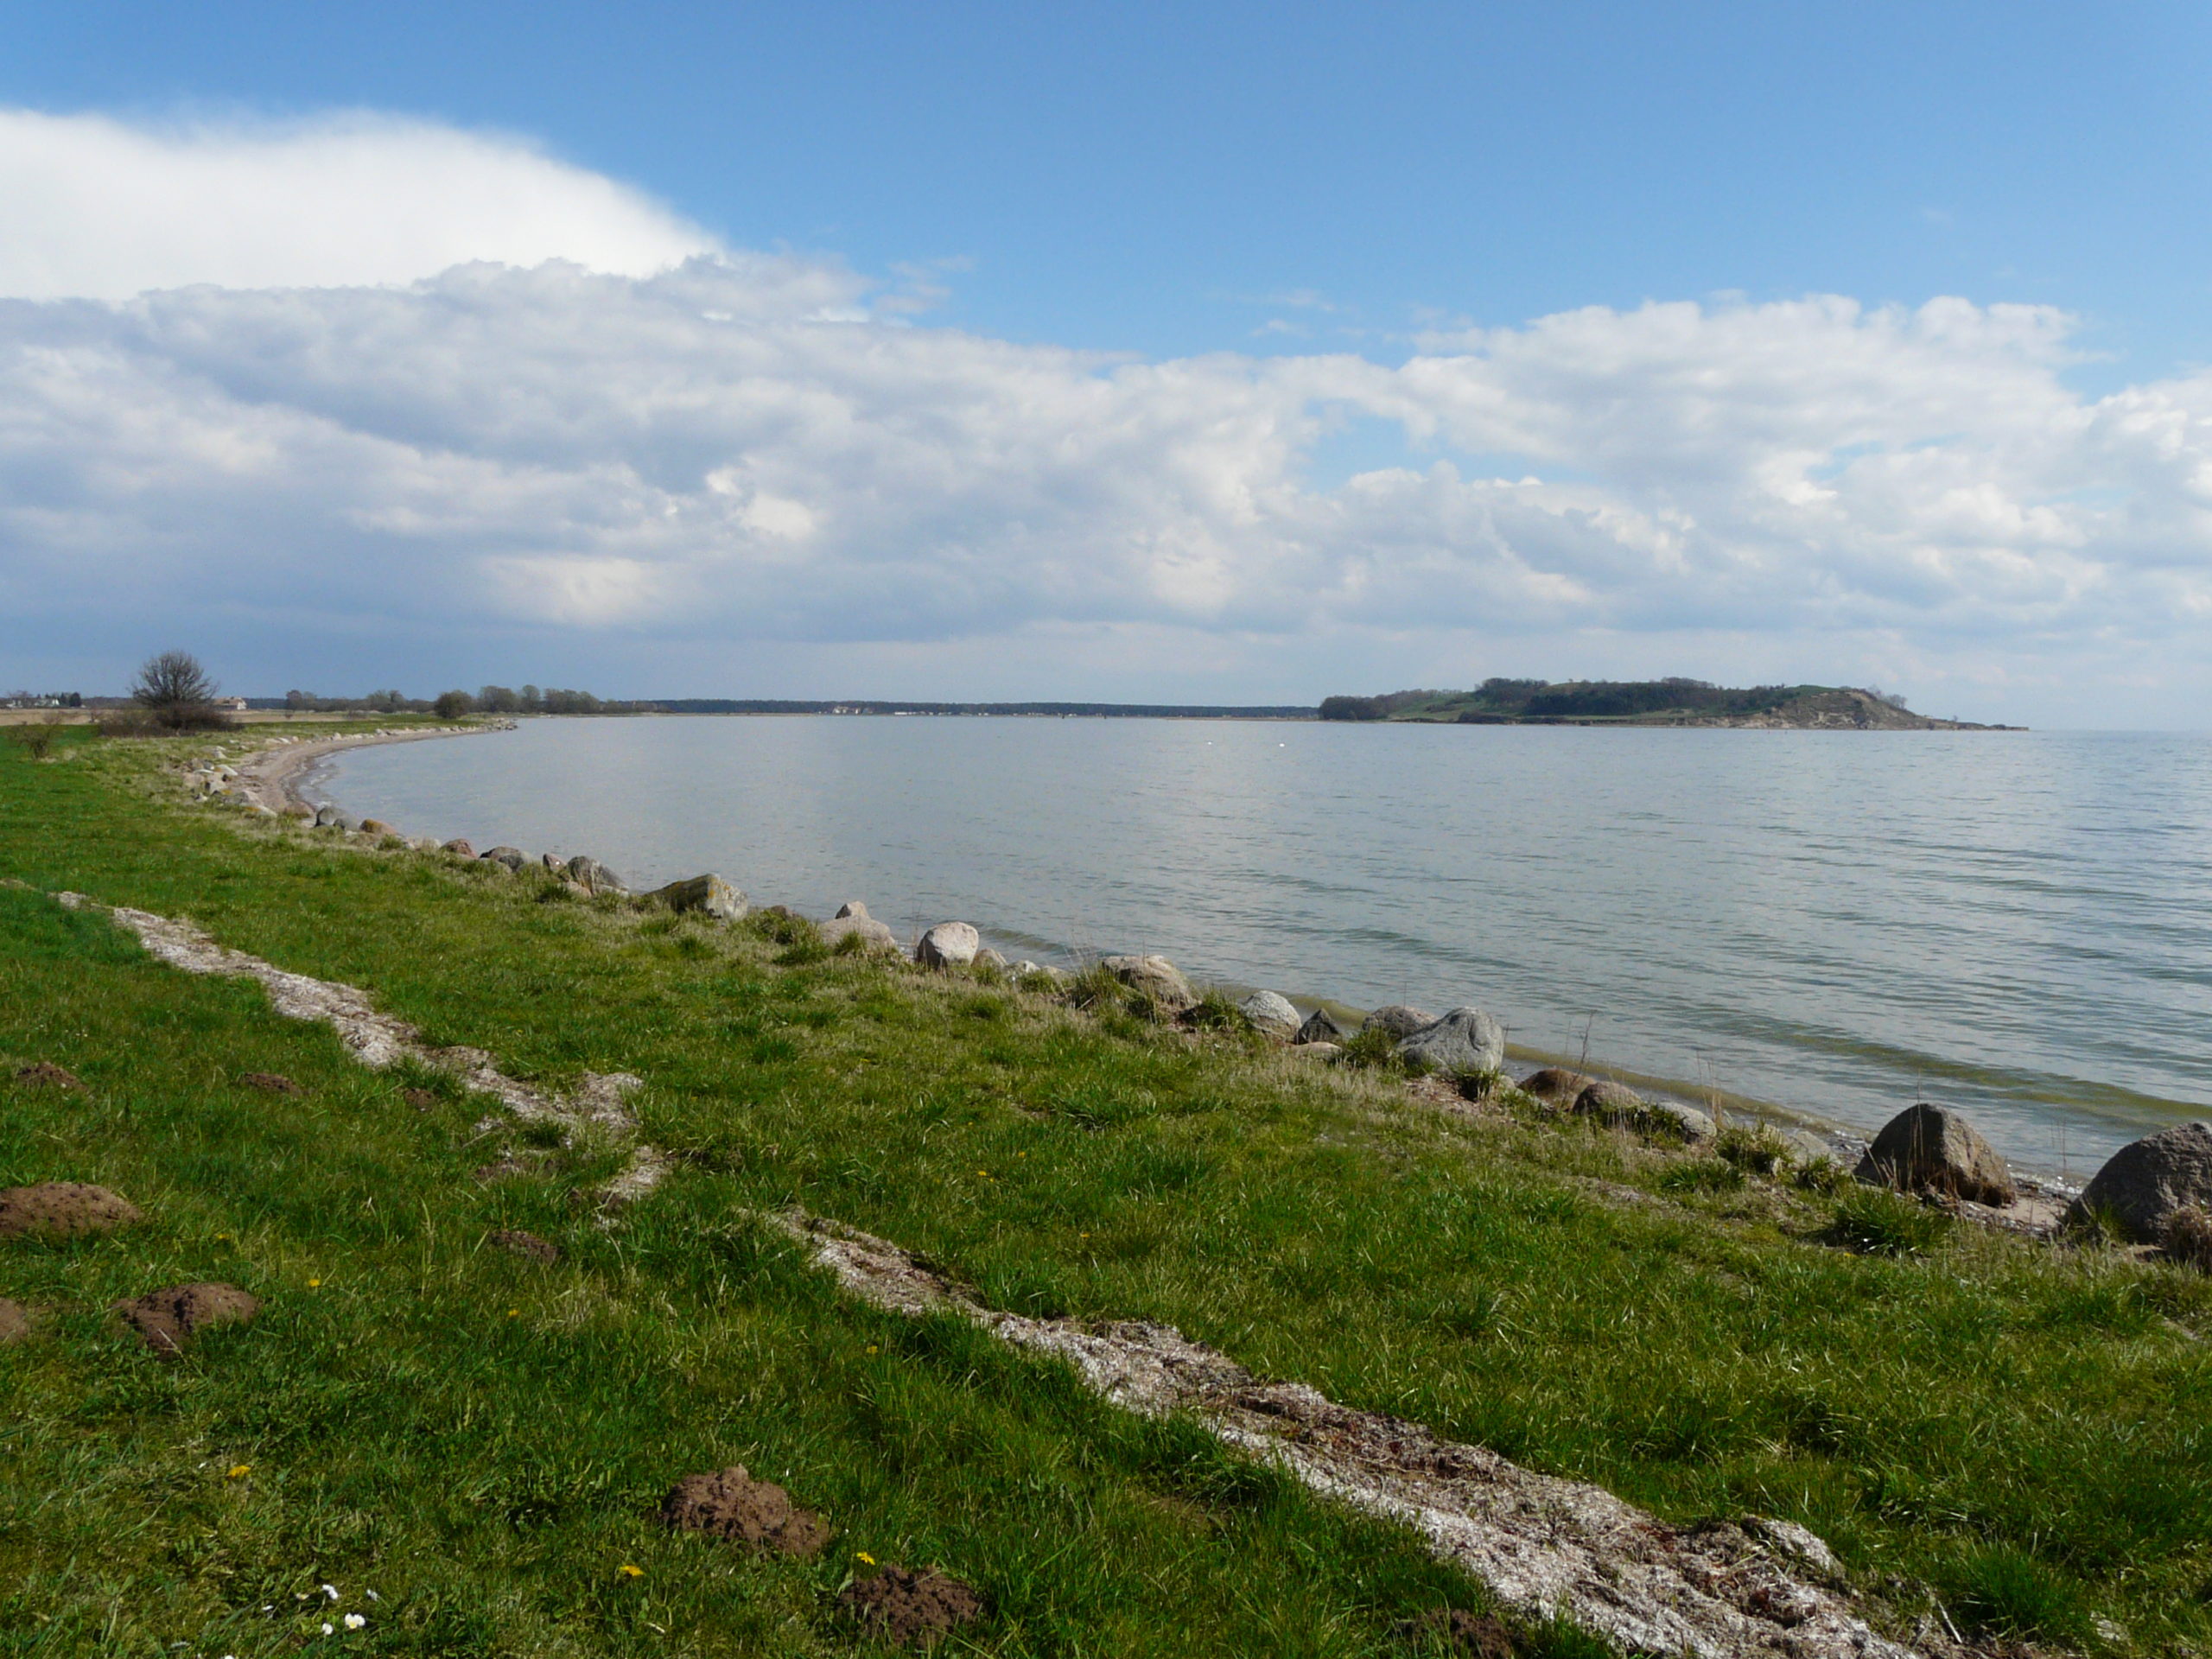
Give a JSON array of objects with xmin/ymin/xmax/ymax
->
[
  {"xmin": 3, "ymin": 111, "xmax": 2209, "ymax": 721},
  {"xmin": 0, "ymin": 109, "xmax": 715, "ymax": 298}
]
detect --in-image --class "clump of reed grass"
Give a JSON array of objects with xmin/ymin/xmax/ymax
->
[
  {"xmin": 2158, "ymin": 1205, "xmax": 2212, "ymax": 1273},
  {"xmin": 1823, "ymin": 1185, "xmax": 1954, "ymax": 1257}
]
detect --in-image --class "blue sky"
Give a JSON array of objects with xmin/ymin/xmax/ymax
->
[
  {"xmin": 3, "ymin": 2, "xmax": 2211, "ymax": 721},
  {"xmin": 11, "ymin": 1, "xmax": 2207, "ymax": 369}
]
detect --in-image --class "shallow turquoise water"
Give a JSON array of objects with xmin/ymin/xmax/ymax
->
[{"xmin": 319, "ymin": 717, "xmax": 2212, "ymax": 1174}]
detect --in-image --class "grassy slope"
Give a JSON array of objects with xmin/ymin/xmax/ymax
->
[{"xmin": 2, "ymin": 729, "xmax": 2208, "ymax": 1656}]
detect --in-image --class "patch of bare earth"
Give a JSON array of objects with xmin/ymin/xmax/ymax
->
[
  {"xmin": 838, "ymin": 1565, "xmax": 985, "ymax": 1649},
  {"xmin": 56, "ymin": 893, "xmax": 664, "ymax": 1208},
  {"xmin": 111, "ymin": 1281, "xmax": 260, "ymax": 1355},
  {"xmin": 1394, "ymin": 1608, "xmax": 1518, "ymax": 1656},
  {"xmin": 238, "ymin": 1071, "xmax": 303, "ymax": 1095},
  {"xmin": 0, "ymin": 1182, "xmax": 142, "ymax": 1239},
  {"xmin": 486, "ymin": 1229, "xmax": 561, "ymax": 1264},
  {"xmin": 14, "ymin": 1061, "xmax": 82, "ymax": 1090},
  {"xmin": 0, "ymin": 1298, "xmax": 32, "ymax": 1343},
  {"xmin": 770, "ymin": 1210, "xmax": 1936, "ymax": 1659},
  {"xmin": 661, "ymin": 1466, "xmax": 830, "ymax": 1557}
]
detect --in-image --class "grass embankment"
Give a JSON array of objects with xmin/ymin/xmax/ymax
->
[{"xmin": 1, "ymin": 728, "xmax": 2207, "ymax": 1656}]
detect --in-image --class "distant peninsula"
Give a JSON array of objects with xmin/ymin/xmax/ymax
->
[{"xmin": 1319, "ymin": 679, "xmax": 2021, "ymax": 730}]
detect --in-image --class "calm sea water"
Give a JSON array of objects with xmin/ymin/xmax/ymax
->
[{"xmin": 315, "ymin": 717, "xmax": 2212, "ymax": 1175}]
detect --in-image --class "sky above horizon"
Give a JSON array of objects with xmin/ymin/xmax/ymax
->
[{"xmin": 3, "ymin": 2, "xmax": 2212, "ymax": 725}]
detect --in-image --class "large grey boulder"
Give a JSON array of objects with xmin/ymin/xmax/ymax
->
[
  {"xmin": 2068, "ymin": 1121, "xmax": 2212, "ymax": 1241},
  {"xmin": 916, "ymin": 922, "xmax": 981, "ymax": 969},
  {"xmin": 1574, "ymin": 1079, "xmax": 1645, "ymax": 1124},
  {"xmin": 1362, "ymin": 1004, "xmax": 1435, "ymax": 1040},
  {"xmin": 1240, "ymin": 991, "xmax": 1300, "ymax": 1038},
  {"xmin": 650, "ymin": 874, "xmax": 746, "ymax": 920},
  {"xmin": 834, "ymin": 900, "xmax": 872, "ymax": 919},
  {"xmin": 1854, "ymin": 1103, "xmax": 2017, "ymax": 1207},
  {"xmin": 441, "ymin": 838, "xmax": 475, "ymax": 857},
  {"xmin": 1101, "ymin": 954, "xmax": 1197, "ymax": 1012},
  {"xmin": 1396, "ymin": 1007, "xmax": 1505, "ymax": 1076},
  {"xmin": 313, "ymin": 804, "xmax": 341, "ymax": 828},
  {"xmin": 480, "ymin": 846, "xmax": 527, "ymax": 872},
  {"xmin": 1294, "ymin": 1007, "xmax": 1345, "ymax": 1046},
  {"xmin": 975, "ymin": 947, "xmax": 1009, "ymax": 972},
  {"xmin": 541, "ymin": 852, "xmax": 567, "ymax": 873},
  {"xmin": 566, "ymin": 855, "xmax": 626, "ymax": 894},
  {"xmin": 822, "ymin": 912, "xmax": 899, "ymax": 952}
]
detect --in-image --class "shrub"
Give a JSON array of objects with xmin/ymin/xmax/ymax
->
[
  {"xmin": 1715, "ymin": 1124, "xmax": 1793, "ymax": 1176},
  {"xmin": 1179, "ymin": 988, "xmax": 1249, "ymax": 1033},
  {"xmin": 1947, "ymin": 1543, "xmax": 2092, "ymax": 1645},
  {"xmin": 1337, "ymin": 1027, "xmax": 1403, "ymax": 1071},
  {"xmin": 1824, "ymin": 1186, "xmax": 1954, "ymax": 1257},
  {"xmin": 1792, "ymin": 1155, "xmax": 1852, "ymax": 1196},
  {"xmin": 1660, "ymin": 1160, "xmax": 1746, "ymax": 1195},
  {"xmin": 434, "ymin": 689, "xmax": 476, "ymax": 720}
]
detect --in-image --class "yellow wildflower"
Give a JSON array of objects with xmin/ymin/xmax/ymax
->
[
  {"xmin": 619, "ymin": 1564, "xmax": 644, "ymax": 1579},
  {"xmin": 226, "ymin": 1464, "xmax": 251, "ymax": 1479}
]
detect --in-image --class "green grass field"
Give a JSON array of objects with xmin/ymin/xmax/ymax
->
[{"xmin": 2, "ymin": 726, "xmax": 2208, "ymax": 1656}]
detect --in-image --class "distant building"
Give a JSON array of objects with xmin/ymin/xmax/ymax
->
[{"xmin": 216, "ymin": 696, "xmax": 249, "ymax": 711}]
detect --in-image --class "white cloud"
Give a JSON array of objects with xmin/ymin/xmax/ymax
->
[
  {"xmin": 0, "ymin": 109, "xmax": 716, "ymax": 298},
  {"xmin": 3, "ymin": 111, "xmax": 2212, "ymax": 721}
]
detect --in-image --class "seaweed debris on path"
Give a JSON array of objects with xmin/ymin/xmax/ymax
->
[
  {"xmin": 53, "ymin": 891, "xmax": 665, "ymax": 1209},
  {"xmin": 767, "ymin": 1209, "xmax": 1931, "ymax": 1659}
]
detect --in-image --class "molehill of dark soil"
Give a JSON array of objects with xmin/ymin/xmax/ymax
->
[
  {"xmin": 403, "ymin": 1088, "xmax": 439, "ymax": 1112},
  {"xmin": 662, "ymin": 1466, "xmax": 829, "ymax": 1557},
  {"xmin": 0, "ymin": 1182, "xmax": 143, "ymax": 1240},
  {"xmin": 0, "ymin": 1298, "xmax": 31, "ymax": 1343},
  {"xmin": 14, "ymin": 1061, "xmax": 82, "ymax": 1090},
  {"xmin": 1392, "ymin": 1608, "xmax": 1518, "ymax": 1656},
  {"xmin": 111, "ymin": 1282, "xmax": 260, "ymax": 1355},
  {"xmin": 838, "ymin": 1564, "xmax": 984, "ymax": 1649},
  {"xmin": 487, "ymin": 1228, "xmax": 561, "ymax": 1264},
  {"xmin": 238, "ymin": 1071, "xmax": 303, "ymax": 1095}
]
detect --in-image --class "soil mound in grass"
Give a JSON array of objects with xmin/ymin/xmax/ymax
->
[
  {"xmin": 0, "ymin": 1298, "xmax": 31, "ymax": 1343},
  {"xmin": 1516, "ymin": 1068, "xmax": 1592, "ymax": 1106},
  {"xmin": 661, "ymin": 1466, "xmax": 829, "ymax": 1557},
  {"xmin": 403, "ymin": 1088, "xmax": 438, "ymax": 1111},
  {"xmin": 14, "ymin": 1061, "xmax": 82, "ymax": 1090},
  {"xmin": 0, "ymin": 1182, "xmax": 142, "ymax": 1239},
  {"xmin": 238, "ymin": 1071, "xmax": 303, "ymax": 1095},
  {"xmin": 1392, "ymin": 1608, "xmax": 1517, "ymax": 1656},
  {"xmin": 111, "ymin": 1282, "xmax": 260, "ymax": 1355},
  {"xmin": 838, "ymin": 1564, "xmax": 982, "ymax": 1648},
  {"xmin": 487, "ymin": 1228, "xmax": 561, "ymax": 1264}
]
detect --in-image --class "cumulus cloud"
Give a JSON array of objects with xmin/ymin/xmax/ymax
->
[
  {"xmin": 3, "ymin": 109, "xmax": 2211, "ymax": 721},
  {"xmin": 0, "ymin": 108, "xmax": 716, "ymax": 297}
]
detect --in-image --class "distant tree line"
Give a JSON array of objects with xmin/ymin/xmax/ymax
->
[
  {"xmin": 1321, "ymin": 677, "xmax": 1859, "ymax": 722},
  {"xmin": 280, "ymin": 684, "xmax": 612, "ymax": 718}
]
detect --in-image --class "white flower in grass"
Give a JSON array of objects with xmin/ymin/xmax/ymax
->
[
  {"xmin": 344, "ymin": 1613, "xmax": 365, "ymax": 1630},
  {"xmin": 322, "ymin": 1584, "xmax": 340, "ymax": 1600},
  {"xmin": 321, "ymin": 1624, "xmax": 334, "ymax": 1637}
]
